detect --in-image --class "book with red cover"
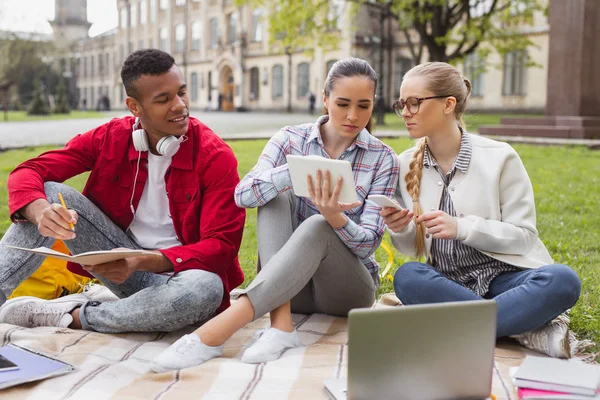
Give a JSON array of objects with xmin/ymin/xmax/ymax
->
[{"xmin": 518, "ymin": 387, "xmax": 600, "ymax": 399}]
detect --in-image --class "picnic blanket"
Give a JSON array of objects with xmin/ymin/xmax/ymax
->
[{"xmin": 0, "ymin": 293, "xmax": 546, "ymax": 400}]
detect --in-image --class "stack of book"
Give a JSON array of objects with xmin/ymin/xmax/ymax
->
[{"xmin": 514, "ymin": 356, "xmax": 599, "ymax": 400}]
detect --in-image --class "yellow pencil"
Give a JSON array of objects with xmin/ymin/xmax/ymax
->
[{"xmin": 57, "ymin": 193, "xmax": 75, "ymax": 231}]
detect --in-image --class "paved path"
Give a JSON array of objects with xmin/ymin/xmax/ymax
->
[
  {"xmin": 1, "ymin": 110, "xmax": 599, "ymax": 149},
  {"xmin": 0, "ymin": 111, "xmax": 320, "ymax": 149}
]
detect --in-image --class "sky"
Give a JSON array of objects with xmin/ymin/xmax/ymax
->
[{"xmin": 0, "ymin": 0, "xmax": 118, "ymax": 37}]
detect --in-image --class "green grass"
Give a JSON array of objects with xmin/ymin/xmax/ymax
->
[
  {"xmin": 381, "ymin": 112, "xmax": 544, "ymax": 132},
  {"xmin": 0, "ymin": 110, "xmax": 110, "ymax": 123},
  {"xmin": 1, "ymin": 139, "xmax": 598, "ymax": 356}
]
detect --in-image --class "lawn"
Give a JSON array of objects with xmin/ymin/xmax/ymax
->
[
  {"xmin": 0, "ymin": 110, "xmax": 110, "ymax": 123},
  {"xmin": 381, "ymin": 112, "xmax": 544, "ymax": 132},
  {"xmin": 1, "ymin": 139, "xmax": 598, "ymax": 356}
]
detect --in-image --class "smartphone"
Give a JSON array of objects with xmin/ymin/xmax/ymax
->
[
  {"xmin": 367, "ymin": 195, "xmax": 404, "ymax": 210},
  {"xmin": 0, "ymin": 354, "xmax": 19, "ymax": 372}
]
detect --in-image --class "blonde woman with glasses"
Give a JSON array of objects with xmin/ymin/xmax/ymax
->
[{"xmin": 381, "ymin": 62, "xmax": 581, "ymax": 359}]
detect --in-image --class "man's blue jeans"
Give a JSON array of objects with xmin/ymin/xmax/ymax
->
[
  {"xmin": 0, "ymin": 182, "xmax": 223, "ymax": 333},
  {"xmin": 393, "ymin": 262, "xmax": 581, "ymax": 338}
]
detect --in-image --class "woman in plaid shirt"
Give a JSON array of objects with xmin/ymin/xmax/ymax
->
[{"xmin": 152, "ymin": 58, "xmax": 399, "ymax": 372}]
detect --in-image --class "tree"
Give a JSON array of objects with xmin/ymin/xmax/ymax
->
[
  {"xmin": 27, "ymin": 80, "xmax": 50, "ymax": 116},
  {"xmin": 53, "ymin": 79, "xmax": 70, "ymax": 114},
  {"xmin": 0, "ymin": 34, "xmax": 56, "ymax": 120},
  {"xmin": 235, "ymin": 0, "xmax": 546, "ymax": 65}
]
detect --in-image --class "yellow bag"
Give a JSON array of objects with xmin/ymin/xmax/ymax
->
[{"xmin": 9, "ymin": 240, "xmax": 92, "ymax": 300}]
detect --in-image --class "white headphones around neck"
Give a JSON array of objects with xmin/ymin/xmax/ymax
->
[{"xmin": 131, "ymin": 117, "xmax": 186, "ymax": 158}]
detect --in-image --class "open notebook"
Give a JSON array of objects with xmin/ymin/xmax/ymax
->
[
  {"xmin": 2, "ymin": 244, "xmax": 156, "ymax": 265},
  {"xmin": 0, "ymin": 344, "xmax": 74, "ymax": 390}
]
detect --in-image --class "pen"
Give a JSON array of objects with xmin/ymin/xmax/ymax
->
[{"xmin": 57, "ymin": 193, "xmax": 75, "ymax": 231}]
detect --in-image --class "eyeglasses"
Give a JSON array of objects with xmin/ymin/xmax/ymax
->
[{"xmin": 392, "ymin": 95, "xmax": 449, "ymax": 117}]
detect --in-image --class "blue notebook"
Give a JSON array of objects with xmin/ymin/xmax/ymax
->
[{"xmin": 0, "ymin": 344, "xmax": 74, "ymax": 390}]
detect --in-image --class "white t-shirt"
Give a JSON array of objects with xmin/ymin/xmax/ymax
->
[{"xmin": 127, "ymin": 152, "xmax": 182, "ymax": 249}]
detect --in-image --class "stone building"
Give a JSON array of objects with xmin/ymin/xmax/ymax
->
[{"xmin": 57, "ymin": 0, "xmax": 550, "ymax": 113}]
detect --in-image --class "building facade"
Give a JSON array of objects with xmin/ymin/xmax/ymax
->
[{"xmin": 62, "ymin": 0, "xmax": 549, "ymax": 113}]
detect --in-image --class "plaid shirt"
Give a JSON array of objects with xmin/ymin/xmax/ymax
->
[
  {"xmin": 235, "ymin": 115, "xmax": 399, "ymax": 278},
  {"xmin": 425, "ymin": 132, "xmax": 518, "ymax": 296}
]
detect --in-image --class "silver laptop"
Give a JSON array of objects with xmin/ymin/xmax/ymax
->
[{"xmin": 324, "ymin": 300, "xmax": 497, "ymax": 400}]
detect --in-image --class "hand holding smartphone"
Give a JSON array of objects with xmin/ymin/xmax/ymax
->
[{"xmin": 367, "ymin": 195, "xmax": 404, "ymax": 210}]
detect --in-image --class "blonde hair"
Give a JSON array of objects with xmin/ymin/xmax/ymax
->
[{"xmin": 402, "ymin": 62, "xmax": 472, "ymax": 257}]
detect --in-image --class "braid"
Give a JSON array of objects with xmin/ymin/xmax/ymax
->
[{"xmin": 404, "ymin": 139, "xmax": 427, "ymax": 257}]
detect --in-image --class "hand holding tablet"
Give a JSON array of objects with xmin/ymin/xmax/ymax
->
[{"xmin": 286, "ymin": 155, "xmax": 358, "ymax": 204}]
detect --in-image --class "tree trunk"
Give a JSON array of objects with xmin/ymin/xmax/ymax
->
[
  {"xmin": 1, "ymin": 88, "xmax": 8, "ymax": 122},
  {"xmin": 427, "ymin": 44, "xmax": 449, "ymax": 62}
]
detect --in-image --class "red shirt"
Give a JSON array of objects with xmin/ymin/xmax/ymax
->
[{"xmin": 7, "ymin": 116, "xmax": 246, "ymax": 313}]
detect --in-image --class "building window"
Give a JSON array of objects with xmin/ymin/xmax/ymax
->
[
  {"xmin": 175, "ymin": 24, "xmax": 186, "ymax": 52},
  {"xmin": 191, "ymin": 72, "xmax": 198, "ymax": 101},
  {"xmin": 251, "ymin": 8, "xmax": 263, "ymax": 42},
  {"xmin": 250, "ymin": 67, "xmax": 260, "ymax": 100},
  {"xmin": 325, "ymin": 59, "xmax": 337, "ymax": 76},
  {"xmin": 394, "ymin": 56, "xmax": 414, "ymax": 96},
  {"xmin": 82, "ymin": 57, "xmax": 87, "ymax": 78},
  {"xmin": 150, "ymin": 0, "xmax": 157, "ymax": 22},
  {"xmin": 90, "ymin": 56, "xmax": 95, "ymax": 77},
  {"xmin": 120, "ymin": 44, "xmax": 125, "ymax": 63},
  {"xmin": 98, "ymin": 54, "xmax": 103, "ymax": 76},
  {"xmin": 139, "ymin": 40, "xmax": 144, "ymax": 50},
  {"xmin": 191, "ymin": 21, "xmax": 201, "ymax": 50},
  {"xmin": 503, "ymin": 50, "xmax": 526, "ymax": 96},
  {"xmin": 130, "ymin": 3, "xmax": 137, "ymax": 27},
  {"xmin": 140, "ymin": 0, "xmax": 147, "ymax": 25},
  {"xmin": 160, "ymin": 0, "xmax": 168, "ymax": 10},
  {"xmin": 272, "ymin": 64, "xmax": 283, "ymax": 98},
  {"xmin": 464, "ymin": 53, "xmax": 484, "ymax": 97},
  {"xmin": 228, "ymin": 13, "xmax": 237, "ymax": 44},
  {"xmin": 160, "ymin": 27, "xmax": 168, "ymax": 51},
  {"xmin": 210, "ymin": 18, "xmax": 218, "ymax": 48},
  {"xmin": 297, "ymin": 62, "xmax": 310, "ymax": 98},
  {"xmin": 120, "ymin": 7, "xmax": 128, "ymax": 29},
  {"xmin": 175, "ymin": 0, "xmax": 186, "ymax": 5}
]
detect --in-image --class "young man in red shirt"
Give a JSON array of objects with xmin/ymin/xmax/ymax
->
[{"xmin": 0, "ymin": 49, "xmax": 245, "ymax": 333}]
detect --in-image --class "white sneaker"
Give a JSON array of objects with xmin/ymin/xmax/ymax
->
[
  {"xmin": 82, "ymin": 282, "xmax": 119, "ymax": 302},
  {"xmin": 241, "ymin": 327, "xmax": 303, "ymax": 364},
  {"xmin": 514, "ymin": 314, "xmax": 571, "ymax": 359},
  {"xmin": 0, "ymin": 294, "xmax": 88, "ymax": 328},
  {"xmin": 151, "ymin": 334, "xmax": 223, "ymax": 373}
]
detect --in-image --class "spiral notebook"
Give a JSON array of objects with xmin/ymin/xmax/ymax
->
[{"xmin": 0, "ymin": 344, "xmax": 74, "ymax": 390}]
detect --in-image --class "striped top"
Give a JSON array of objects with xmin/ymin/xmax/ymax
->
[
  {"xmin": 425, "ymin": 132, "xmax": 518, "ymax": 296},
  {"xmin": 234, "ymin": 115, "xmax": 400, "ymax": 281}
]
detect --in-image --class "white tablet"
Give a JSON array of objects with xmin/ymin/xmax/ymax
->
[{"xmin": 286, "ymin": 155, "xmax": 358, "ymax": 203}]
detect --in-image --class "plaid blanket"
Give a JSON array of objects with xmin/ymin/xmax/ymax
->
[{"xmin": 0, "ymin": 294, "xmax": 536, "ymax": 400}]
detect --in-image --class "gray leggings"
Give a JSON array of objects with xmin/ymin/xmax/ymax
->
[{"xmin": 243, "ymin": 190, "xmax": 377, "ymax": 320}]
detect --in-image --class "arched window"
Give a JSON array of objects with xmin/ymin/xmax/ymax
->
[
  {"xmin": 250, "ymin": 67, "xmax": 260, "ymax": 100},
  {"xmin": 297, "ymin": 62, "xmax": 310, "ymax": 98},
  {"xmin": 191, "ymin": 21, "xmax": 201, "ymax": 51},
  {"xmin": 272, "ymin": 64, "xmax": 283, "ymax": 98},
  {"xmin": 175, "ymin": 24, "xmax": 186, "ymax": 53},
  {"xmin": 159, "ymin": 27, "xmax": 168, "ymax": 51}
]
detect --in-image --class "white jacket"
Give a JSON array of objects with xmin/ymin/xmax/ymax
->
[{"xmin": 390, "ymin": 134, "xmax": 553, "ymax": 269}]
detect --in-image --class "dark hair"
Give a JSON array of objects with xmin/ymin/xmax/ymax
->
[
  {"xmin": 121, "ymin": 49, "xmax": 175, "ymax": 100},
  {"xmin": 323, "ymin": 57, "xmax": 378, "ymax": 133}
]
